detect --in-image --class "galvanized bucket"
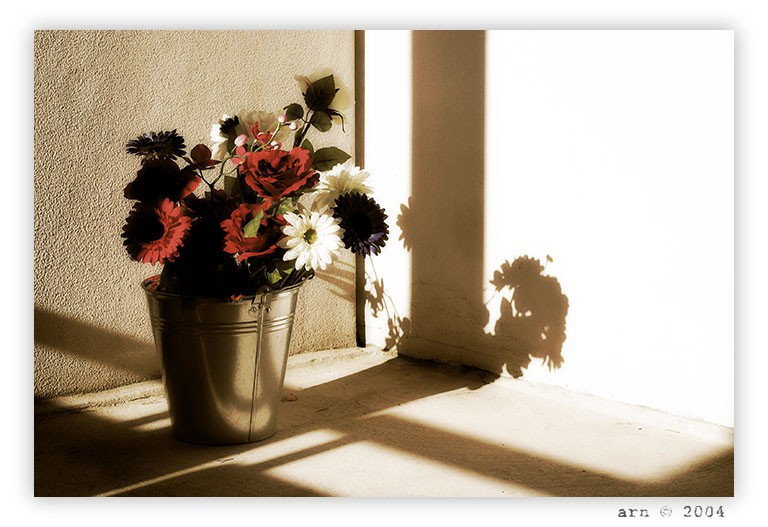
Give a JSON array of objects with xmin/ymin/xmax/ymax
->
[{"xmin": 142, "ymin": 276, "xmax": 302, "ymax": 445}]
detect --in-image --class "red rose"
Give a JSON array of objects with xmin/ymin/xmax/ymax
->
[
  {"xmin": 241, "ymin": 147, "xmax": 318, "ymax": 201},
  {"xmin": 220, "ymin": 202, "xmax": 285, "ymax": 261}
]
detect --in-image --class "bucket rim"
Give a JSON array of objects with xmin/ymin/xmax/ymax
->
[{"xmin": 141, "ymin": 275, "xmax": 304, "ymax": 304}]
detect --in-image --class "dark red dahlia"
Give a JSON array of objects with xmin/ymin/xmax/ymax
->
[
  {"xmin": 241, "ymin": 147, "xmax": 318, "ymax": 201},
  {"xmin": 124, "ymin": 158, "xmax": 201, "ymax": 203},
  {"xmin": 121, "ymin": 198, "xmax": 192, "ymax": 265},
  {"xmin": 184, "ymin": 144, "xmax": 220, "ymax": 170},
  {"xmin": 221, "ymin": 202, "xmax": 285, "ymax": 261}
]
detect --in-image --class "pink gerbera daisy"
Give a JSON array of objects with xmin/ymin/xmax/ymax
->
[{"xmin": 122, "ymin": 198, "xmax": 192, "ymax": 265}]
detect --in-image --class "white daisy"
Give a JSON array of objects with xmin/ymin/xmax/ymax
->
[
  {"xmin": 313, "ymin": 161, "xmax": 373, "ymax": 210},
  {"xmin": 278, "ymin": 205, "xmax": 343, "ymax": 272}
]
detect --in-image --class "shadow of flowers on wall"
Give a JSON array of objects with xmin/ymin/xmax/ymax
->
[
  {"xmin": 367, "ymin": 210, "xmax": 569, "ymax": 379},
  {"xmin": 364, "ymin": 275, "xmax": 388, "ymax": 317},
  {"xmin": 484, "ymin": 256, "xmax": 569, "ymax": 377},
  {"xmin": 315, "ymin": 260, "xmax": 356, "ymax": 301},
  {"xmin": 362, "ymin": 265, "xmax": 412, "ymax": 352},
  {"xmin": 396, "ymin": 197, "xmax": 414, "ymax": 252}
]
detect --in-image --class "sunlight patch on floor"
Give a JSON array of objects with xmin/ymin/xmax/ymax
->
[
  {"xmin": 128, "ymin": 413, "xmax": 172, "ymax": 432},
  {"xmin": 233, "ymin": 429, "xmax": 345, "ymax": 466},
  {"xmin": 369, "ymin": 385, "xmax": 732, "ymax": 483},
  {"xmin": 95, "ymin": 429, "xmax": 344, "ymax": 497},
  {"xmin": 262, "ymin": 439, "xmax": 548, "ymax": 497}
]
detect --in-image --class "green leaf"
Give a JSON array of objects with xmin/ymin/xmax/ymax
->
[
  {"xmin": 312, "ymin": 147, "xmax": 351, "ymax": 171},
  {"xmin": 283, "ymin": 103, "xmax": 304, "ymax": 121},
  {"xmin": 300, "ymin": 138, "xmax": 314, "ymax": 157},
  {"xmin": 243, "ymin": 210, "xmax": 264, "ymax": 239},
  {"xmin": 309, "ymin": 111, "xmax": 332, "ymax": 132},
  {"xmin": 275, "ymin": 198, "xmax": 295, "ymax": 216},
  {"xmin": 265, "ymin": 267, "xmax": 282, "ymax": 284},
  {"xmin": 303, "ymin": 75, "xmax": 336, "ymax": 111},
  {"xmin": 223, "ymin": 176, "xmax": 239, "ymax": 196}
]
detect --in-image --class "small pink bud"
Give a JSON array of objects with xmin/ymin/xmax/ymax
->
[
  {"xmin": 234, "ymin": 134, "xmax": 247, "ymax": 147},
  {"xmin": 278, "ymin": 114, "xmax": 287, "ymax": 124},
  {"xmin": 289, "ymin": 121, "xmax": 299, "ymax": 131},
  {"xmin": 232, "ymin": 146, "xmax": 248, "ymax": 166}
]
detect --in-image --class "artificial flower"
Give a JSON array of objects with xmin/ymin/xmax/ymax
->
[
  {"xmin": 230, "ymin": 145, "xmax": 249, "ymax": 167},
  {"xmin": 210, "ymin": 112, "xmax": 291, "ymax": 160},
  {"xmin": 220, "ymin": 201, "xmax": 283, "ymax": 261},
  {"xmin": 278, "ymin": 205, "xmax": 343, "ymax": 271},
  {"xmin": 236, "ymin": 111, "xmax": 291, "ymax": 147},
  {"xmin": 313, "ymin": 161, "xmax": 373, "ymax": 210},
  {"xmin": 210, "ymin": 114, "xmax": 239, "ymax": 160},
  {"xmin": 219, "ymin": 115, "xmax": 241, "ymax": 136},
  {"xmin": 295, "ymin": 68, "xmax": 352, "ymax": 114},
  {"xmin": 126, "ymin": 130, "xmax": 186, "ymax": 161},
  {"xmin": 242, "ymin": 147, "xmax": 318, "ymax": 201},
  {"xmin": 333, "ymin": 192, "xmax": 389, "ymax": 257},
  {"xmin": 122, "ymin": 70, "xmax": 378, "ymax": 296},
  {"xmin": 123, "ymin": 158, "xmax": 201, "ymax": 203},
  {"xmin": 238, "ymin": 110, "xmax": 278, "ymax": 135},
  {"xmin": 184, "ymin": 144, "xmax": 219, "ymax": 170},
  {"xmin": 122, "ymin": 198, "xmax": 191, "ymax": 265}
]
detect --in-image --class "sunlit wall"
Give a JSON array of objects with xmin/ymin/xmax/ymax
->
[
  {"xmin": 364, "ymin": 30, "xmax": 733, "ymax": 426},
  {"xmin": 361, "ymin": 31, "xmax": 413, "ymax": 347}
]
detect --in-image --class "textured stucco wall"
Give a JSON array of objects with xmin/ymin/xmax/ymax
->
[{"xmin": 33, "ymin": 30, "xmax": 357, "ymax": 399}]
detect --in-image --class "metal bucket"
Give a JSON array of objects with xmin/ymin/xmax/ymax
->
[{"xmin": 142, "ymin": 276, "xmax": 302, "ymax": 445}]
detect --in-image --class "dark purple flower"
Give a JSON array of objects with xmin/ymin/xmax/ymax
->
[
  {"xmin": 125, "ymin": 130, "xmax": 186, "ymax": 161},
  {"xmin": 333, "ymin": 192, "xmax": 389, "ymax": 257}
]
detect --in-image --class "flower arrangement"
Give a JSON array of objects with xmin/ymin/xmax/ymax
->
[{"xmin": 121, "ymin": 72, "xmax": 388, "ymax": 298}]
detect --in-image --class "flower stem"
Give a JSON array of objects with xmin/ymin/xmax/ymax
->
[{"xmin": 293, "ymin": 111, "xmax": 314, "ymax": 148}]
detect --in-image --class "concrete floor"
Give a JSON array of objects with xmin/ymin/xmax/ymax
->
[{"xmin": 34, "ymin": 348, "xmax": 734, "ymax": 497}]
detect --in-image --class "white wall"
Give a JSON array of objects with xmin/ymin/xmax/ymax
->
[{"xmin": 364, "ymin": 30, "xmax": 733, "ymax": 427}]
